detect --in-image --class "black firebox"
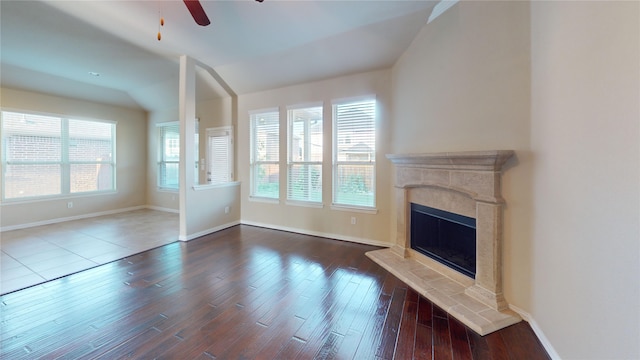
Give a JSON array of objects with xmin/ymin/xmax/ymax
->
[{"xmin": 410, "ymin": 203, "xmax": 476, "ymax": 278}]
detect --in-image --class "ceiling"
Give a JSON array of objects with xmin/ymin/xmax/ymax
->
[{"xmin": 1, "ymin": 0, "xmax": 437, "ymax": 111}]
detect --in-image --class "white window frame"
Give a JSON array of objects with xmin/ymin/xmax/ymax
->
[
  {"xmin": 206, "ymin": 126, "xmax": 233, "ymax": 185},
  {"xmin": 332, "ymin": 97, "xmax": 377, "ymax": 210},
  {"xmin": 157, "ymin": 121, "xmax": 180, "ymax": 191},
  {"xmin": 287, "ymin": 103, "xmax": 323, "ymax": 205},
  {"xmin": 1, "ymin": 109, "xmax": 116, "ymax": 202},
  {"xmin": 250, "ymin": 108, "xmax": 280, "ymax": 200}
]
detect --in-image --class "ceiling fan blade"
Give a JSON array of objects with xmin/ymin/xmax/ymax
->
[{"xmin": 183, "ymin": 0, "xmax": 211, "ymax": 26}]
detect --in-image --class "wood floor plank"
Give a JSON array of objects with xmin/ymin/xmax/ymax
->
[
  {"xmin": 466, "ymin": 328, "xmax": 492, "ymax": 360},
  {"xmin": 414, "ymin": 324, "xmax": 434, "ymax": 360},
  {"xmin": 394, "ymin": 289, "xmax": 419, "ymax": 360},
  {"xmin": 351, "ymin": 271, "xmax": 407, "ymax": 360},
  {"xmin": 432, "ymin": 306, "xmax": 453, "ymax": 360},
  {"xmin": 499, "ymin": 322, "xmax": 551, "ymax": 360},
  {"xmin": 293, "ymin": 275, "xmax": 362, "ymax": 357},
  {"xmin": 0, "ymin": 225, "xmax": 550, "ymax": 360},
  {"xmin": 330, "ymin": 270, "xmax": 377, "ymax": 336},
  {"xmin": 377, "ymin": 286, "xmax": 407, "ymax": 359},
  {"xmin": 333, "ymin": 328, "xmax": 364, "ymax": 360},
  {"xmin": 449, "ymin": 316, "xmax": 473, "ymax": 360},
  {"xmin": 249, "ymin": 316, "xmax": 306, "ymax": 360},
  {"xmin": 200, "ymin": 278, "xmax": 306, "ymax": 357},
  {"xmin": 484, "ymin": 330, "xmax": 511, "ymax": 360},
  {"xmin": 311, "ymin": 331, "xmax": 344, "ymax": 360}
]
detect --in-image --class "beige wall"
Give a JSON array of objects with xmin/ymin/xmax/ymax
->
[
  {"xmin": 237, "ymin": 69, "xmax": 393, "ymax": 246},
  {"xmin": 0, "ymin": 87, "xmax": 147, "ymax": 228},
  {"xmin": 530, "ymin": 1, "xmax": 639, "ymax": 358},
  {"xmin": 146, "ymin": 97, "xmax": 235, "ymax": 210},
  {"xmin": 392, "ymin": 0, "xmax": 639, "ymax": 358},
  {"xmin": 196, "ymin": 97, "xmax": 234, "ymax": 184},
  {"xmin": 391, "ymin": 0, "xmax": 532, "ymax": 313},
  {"xmin": 146, "ymin": 91, "xmax": 239, "ymax": 239}
]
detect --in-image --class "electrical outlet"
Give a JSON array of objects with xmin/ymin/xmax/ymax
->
[
  {"xmin": 224, "ymin": 206, "xmax": 230, "ymax": 214},
  {"xmin": 67, "ymin": 201, "xmax": 73, "ymax": 209},
  {"xmin": 351, "ymin": 217, "xmax": 356, "ymax": 225}
]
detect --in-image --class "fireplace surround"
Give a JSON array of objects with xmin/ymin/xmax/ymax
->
[{"xmin": 366, "ymin": 150, "xmax": 521, "ymax": 335}]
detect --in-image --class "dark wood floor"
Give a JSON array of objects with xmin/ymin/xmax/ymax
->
[{"xmin": 0, "ymin": 225, "xmax": 549, "ymax": 359}]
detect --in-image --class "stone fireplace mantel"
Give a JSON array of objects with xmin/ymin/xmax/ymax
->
[{"xmin": 366, "ymin": 150, "xmax": 521, "ymax": 335}]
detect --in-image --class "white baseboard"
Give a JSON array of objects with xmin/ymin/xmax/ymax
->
[
  {"xmin": 240, "ymin": 220, "xmax": 392, "ymax": 248},
  {"xmin": 178, "ymin": 220, "xmax": 241, "ymax": 241},
  {"xmin": 145, "ymin": 205, "xmax": 179, "ymax": 214},
  {"xmin": 509, "ymin": 304, "xmax": 561, "ymax": 360},
  {"xmin": 0, "ymin": 205, "xmax": 147, "ymax": 232}
]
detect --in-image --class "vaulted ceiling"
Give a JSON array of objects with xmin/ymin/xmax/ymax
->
[{"xmin": 1, "ymin": 1, "xmax": 437, "ymax": 111}]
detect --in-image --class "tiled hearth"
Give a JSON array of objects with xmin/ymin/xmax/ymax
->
[{"xmin": 366, "ymin": 151, "xmax": 521, "ymax": 335}]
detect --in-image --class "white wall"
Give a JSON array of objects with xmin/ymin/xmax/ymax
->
[
  {"xmin": 237, "ymin": 69, "xmax": 394, "ymax": 246},
  {"xmin": 391, "ymin": 0, "xmax": 533, "ymax": 313},
  {"xmin": 530, "ymin": 1, "xmax": 640, "ymax": 358},
  {"xmin": 0, "ymin": 88, "xmax": 147, "ymax": 228}
]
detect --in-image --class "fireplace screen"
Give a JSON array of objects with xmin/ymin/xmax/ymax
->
[{"xmin": 410, "ymin": 203, "xmax": 476, "ymax": 278}]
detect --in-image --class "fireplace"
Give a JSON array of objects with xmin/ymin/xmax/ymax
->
[
  {"xmin": 366, "ymin": 150, "xmax": 521, "ymax": 335},
  {"xmin": 410, "ymin": 203, "xmax": 476, "ymax": 278}
]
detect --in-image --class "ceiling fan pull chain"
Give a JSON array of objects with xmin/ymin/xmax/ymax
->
[{"xmin": 157, "ymin": 3, "xmax": 164, "ymax": 41}]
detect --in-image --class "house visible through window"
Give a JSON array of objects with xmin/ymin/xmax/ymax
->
[
  {"xmin": 157, "ymin": 122, "xmax": 179, "ymax": 190},
  {"xmin": 288, "ymin": 105, "xmax": 323, "ymax": 203},
  {"xmin": 250, "ymin": 109, "xmax": 280, "ymax": 199},
  {"xmin": 1, "ymin": 110, "xmax": 115, "ymax": 200},
  {"xmin": 333, "ymin": 98, "xmax": 376, "ymax": 208},
  {"xmin": 206, "ymin": 126, "xmax": 233, "ymax": 185}
]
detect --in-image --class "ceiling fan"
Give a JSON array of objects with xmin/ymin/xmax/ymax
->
[
  {"xmin": 183, "ymin": 0, "xmax": 210, "ymax": 26},
  {"xmin": 182, "ymin": 0, "xmax": 264, "ymax": 27}
]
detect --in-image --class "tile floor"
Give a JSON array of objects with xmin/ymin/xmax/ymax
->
[{"xmin": 0, "ymin": 209, "xmax": 178, "ymax": 295}]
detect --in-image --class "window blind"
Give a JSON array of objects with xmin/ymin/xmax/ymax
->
[
  {"xmin": 287, "ymin": 105, "xmax": 323, "ymax": 203},
  {"xmin": 207, "ymin": 127, "xmax": 232, "ymax": 185},
  {"xmin": 333, "ymin": 99, "xmax": 376, "ymax": 208},
  {"xmin": 158, "ymin": 123, "xmax": 179, "ymax": 190},
  {"xmin": 250, "ymin": 110, "xmax": 280, "ymax": 199}
]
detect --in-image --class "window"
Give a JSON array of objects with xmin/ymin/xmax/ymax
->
[
  {"xmin": 287, "ymin": 105, "xmax": 323, "ymax": 203},
  {"xmin": 157, "ymin": 122, "xmax": 179, "ymax": 190},
  {"xmin": 206, "ymin": 126, "xmax": 233, "ymax": 185},
  {"xmin": 333, "ymin": 98, "xmax": 376, "ymax": 208},
  {"xmin": 1, "ymin": 110, "xmax": 115, "ymax": 200},
  {"xmin": 250, "ymin": 109, "xmax": 279, "ymax": 199}
]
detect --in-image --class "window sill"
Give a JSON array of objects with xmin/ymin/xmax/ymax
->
[
  {"xmin": 1, "ymin": 190, "xmax": 118, "ymax": 205},
  {"xmin": 285, "ymin": 200, "xmax": 324, "ymax": 209},
  {"xmin": 157, "ymin": 188, "xmax": 179, "ymax": 193},
  {"xmin": 331, "ymin": 204, "xmax": 378, "ymax": 214},
  {"xmin": 249, "ymin": 196, "xmax": 279, "ymax": 204},
  {"xmin": 193, "ymin": 181, "xmax": 240, "ymax": 191}
]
